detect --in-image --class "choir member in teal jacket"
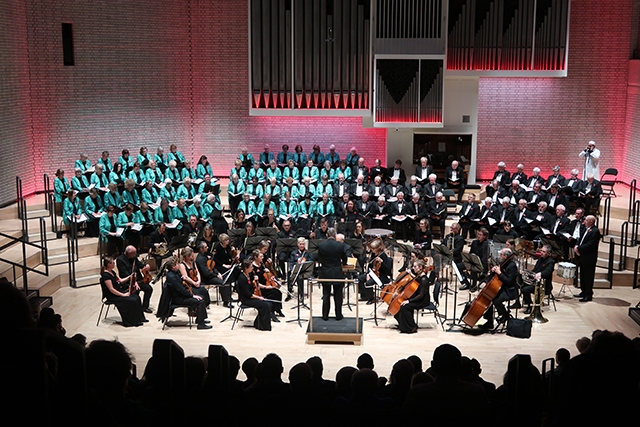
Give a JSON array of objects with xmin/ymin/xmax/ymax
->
[
  {"xmin": 265, "ymin": 160, "xmax": 282, "ymax": 184},
  {"xmin": 246, "ymin": 176, "xmax": 265, "ymax": 200},
  {"xmin": 103, "ymin": 183, "xmax": 122, "ymax": 210},
  {"xmin": 141, "ymin": 181, "xmax": 160, "ymax": 205},
  {"xmin": 237, "ymin": 193, "xmax": 257, "ymax": 219},
  {"xmin": 282, "ymin": 159, "xmax": 300, "ymax": 182},
  {"xmin": 176, "ymin": 177, "xmax": 197, "ymax": 201},
  {"xmin": 279, "ymin": 192, "xmax": 299, "ymax": 224},
  {"xmin": 117, "ymin": 203, "xmax": 140, "ymax": 248},
  {"xmin": 227, "ymin": 174, "xmax": 246, "ymax": 215},
  {"xmin": 314, "ymin": 192, "xmax": 335, "ymax": 226},
  {"xmin": 248, "ymin": 162, "xmax": 266, "ymax": 183},
  {"xmin": 109, "ymin": 162, "xmax": 127, "ymax": 187},
  {"xmin": 84, "ymin": 188, "xmax": 103, "ymax": 237},
  {"xmin": 118, "ymin": 149, "xmax": 135, "ymax": 172},
  {"xmin": 146, "ymin": 160, "xmax": 164, "ymax": 185},
  {"xmin": 314, "ymin": 175, "xmax": 334, "ymax": 200},
  {"xmin": 195, "ymin": 155, "xmax": 213, "ymax": 179},
  {"xmin": 90, "ymin": 164, "xmax": 110, "ymax": 189},
  {"xmin": 62, "ymin": 190, "xmax": 82, "ymax": 226},
  {"xmin": 256, "ymin": 194, "xmax": 278, "ymax": 219},
  {"xmin": 99, "ymin": 206, "xmax": 123, "ymax": 256},
  {"xmin": 128, "ymin": 162, "xmax": 146, "ymax": 186},
  {"xmin": 74, "ymin": 153, "xmax": 92, "ymax": 174},
  {"xmin": 302, "ymin": 159, "xmax": 320, "ymax": 183},
  {"xmin": 97, "ymin": 151, "xmax": 114, "ymax": 175},
  {"xmin": 298, "ymin": 177, "xmax": 316, "ymax": 200},
  {"xmin": 121, "ymin": 179, "xmax": 141, "ymax": 207},
  {"xmin": 159, "ymin": 178, "xmax": 177, "ymax": 202},
  {"xmin": 164, "ymin": 160, "xmax": 181, "ymax": 183},
  {"xmin": 167, "ymin": 144, "xmax": 186, "ymax": 167},
  {"xmin": 181, "ymin": 159, "xmax": 197, "ymax": 180},
  {"xmin": 137, "ymin": 146, "xmax": 152, "ymax": 170},
  {"xmin": 281, "ymin": 177, "xmax": 300, "ymax": 201},
  {"xmin": 230, "ymin": 159, "xmax": 248, "ymax": 182},
  {"xmin": 71, "ymin": 168, "xmax": 91, "ymax": 194},
  {"xmin": 154, "ymin": 147, "xmax": 169, "ymax": 173}
]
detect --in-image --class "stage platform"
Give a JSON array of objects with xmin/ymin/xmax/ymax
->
[{"xmin": 306, "ymin": 316, "xmax": 364, "ymax": 345}]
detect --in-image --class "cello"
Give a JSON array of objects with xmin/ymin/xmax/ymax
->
[
  {"xmin": 461, "ymin": 253, "xmax": 514, "ymax": 327},
  {"xmin": 382, "ymin": 265, "xmax": 434, "ymax": 316}
]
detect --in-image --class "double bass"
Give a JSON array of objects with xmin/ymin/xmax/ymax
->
[{"xmin": 461, "ymin": 253, "xmax": 514, "ymax": 327}]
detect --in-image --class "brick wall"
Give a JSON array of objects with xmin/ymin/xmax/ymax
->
[
  {"xmin": 476, "ymin": 0, "xmax": 633, "ymax": 182},
  {"xmin": 1, "ymin": 0, "xmax": 639, "ymax": 205},
  {"xmin": 0, "ymin": 1, "xmax": 35, "ymax": 204}
]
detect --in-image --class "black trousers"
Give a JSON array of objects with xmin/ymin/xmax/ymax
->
[
  {"xmin": 242, "ymin": 298, "xmax": 272, "ymax": 330},
  {"xmin": 322, "ymin": 282, "xmax": 344, "ymax": 319}
]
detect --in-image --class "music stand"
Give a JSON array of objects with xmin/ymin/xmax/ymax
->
[
  {"xmin": 462, "ymin": 252, "xmax": 485, "ymax": 278},
  {"xmin": 336, "ymin": 221, "xmax": 356, "ymax": 237},
  {"xmin": 256, "ymin": 227, "xmax": 278, "ymax": 240},
  {"xmin": 432, "ymin": 243, "xmax": 460, "ymax": 329},
  {"xmin": 276, "ymin": 237, "xmax": 298, "ymax": 281},
  {"xmin": 219, "ymin": 263, "xmax": 239, "ymax": 323},
  {"xmin": 307, "ymin": 239, "xmax": 322, "ymax": 260},
  {"xmin": 227, "ymin": 228, "xmax": 246, "ymax": 248},
  {"xmin": 363, "ymin": 270, "xmax": 384, "ymax": 326},
  {"xmin": 344, "ymin": 239, "xmax": 364, "ymax": 259},
  {"xmin": 243, "ymin": 236, "xmax": 264, "ymax": 255},
  {"xmin": 287, "ymin": 261, "xmax": 314, "ymax": 327}
]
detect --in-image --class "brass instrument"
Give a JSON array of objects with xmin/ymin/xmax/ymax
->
[
  {"xmin": 527, "ymin": 278, "xmax": 548, "ymax": 323},
  {"xmin": 153, "ymin": 242, "xmax": 169, "ymax": 256},
  {"xmin": 520, "ymin": 269, "xmax": 537, "ymax": 287},
  {"xmin": 187, "ymin": 232, "xmax": 198, "ymax": 247}
]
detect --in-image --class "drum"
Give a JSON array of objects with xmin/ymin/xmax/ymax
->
[
  {"xmin": 557, "ymin": 262, "xmax": 576, "ymax": 279},
  {"xmin": 365, "ymin": 228, "xmax": 394, "ymax": 242}
]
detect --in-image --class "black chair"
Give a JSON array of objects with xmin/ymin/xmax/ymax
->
[
  {"xmin": 600, "ymin": 168, "xmax": 618, "ymax": 197},
  {"xmin": 96, "ymin": 298, "xmax": 115, "ymax": 326},
  {"xmin": 442, "ymin": 189, "xmax": 458, "ymax": 212},
  {"xmin": 156, "ymin": 280, "xmax": 196, "ymax": 330},
  {"xmin": 230, "ymin": 303, "xmax": 253, "ymax": 330},
  {"xmin": 417, "ymin": 279, "xmax": 445, "ymax": 331}
]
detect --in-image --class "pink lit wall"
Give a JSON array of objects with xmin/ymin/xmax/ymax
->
[
  {"xmin": 476, "ymin": 0, "xmax": 633, "ymax": 183},
  {"xmin": 1, "ymin": 0, "xmax": 640, "ymax": 206}
]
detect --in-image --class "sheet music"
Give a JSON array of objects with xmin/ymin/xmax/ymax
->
[{"xmin": 115, "ymin": 227, "xmax": 125, "ymax": 237}]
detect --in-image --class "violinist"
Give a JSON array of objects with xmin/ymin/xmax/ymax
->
[
  {"xmin": 196, "ymin": 241, "xmax": 233, "ymax": 308},
  {"xmin": 163, "ymin": 255, "xmax": 211, "ymax": 330},
  {"xmin": 478, "ymin": 247, "xmax": 519, "ymax": 330},
  {"xmin": 179, "ymin": 247, "xmax": 211, "ymax": 316},
  {"xmin": 251, "ymin": 249, "xmax": 284, "ymax": 320},
  {"xmin": 288, "ymin": 237, "xmax": 314, "ymax": 301},
  {"xmin": 116, "ymin": 245, "xmax": 153, "ymax": 313},
  {"xmin": 213, "ymin": 233, "xmax": 240, "ymax": 285},
  {"xmin": 358, "ymin": 238, "xmax": 393, "ymax": 305},
  {"xmin": 99, "ymin": 257, "xmax": 147, "ymax": 327},
  {"xmin": 394, "ymin": 259, "xmax": 433, "ymax": 334},
  {"xmin": 236, "ymin": 258, "xmax": 272, "ymax": 330}
]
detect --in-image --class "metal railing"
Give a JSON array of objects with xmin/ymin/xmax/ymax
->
[
  {"xmin": 66, "ymin": 220, "xmax": 80, "ymax": 288},
  {"xmin": 601, "ymin": 195, "xmax": 612, "ymax": 237},
  {"xmin": 606, "ymin": 237, "xmax": 615, "ymax": 287},
  {"xmin": 0, "ymin": 217, "xmax": 49, "ymax": 293},
  {"xmin": 43, "ymin": 174, "xmax": 59, "ymax": 236}
]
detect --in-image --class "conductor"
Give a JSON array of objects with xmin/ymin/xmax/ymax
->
[{"xmin": 317, "ymin": 227, "xmax": 348, "ymax": 321}]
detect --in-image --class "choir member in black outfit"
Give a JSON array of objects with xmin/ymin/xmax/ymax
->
[
  {"xmin": 100, "ymin": 257, "xmax": 147, "ymax": 327},
  {"xmin": 521, "ymin": 244, "xmax": 555, "ymax": 314},
  {"xmin": 163, "ymin": 256, "xmax": 211, "ymax": 329},
  {"xmin": 457, "ymin": 193, "xmax": 479, "ymax": 239},
  {"xmin": 116, "ymin": 245, "xmax": 153, "ymax": 313},
  {"xmin": 358, "ymin": 238, "xmax": 393, "ymax": 305},
  {"xmin": 427, "ymin": 192, "xmax": 447, "ymax": 239},
  {"xmin": 444, "ymin": 160, "xmax": 466, "ymax": 203},
  {"xmin": 394, "ymin": 259, "xmax": 433, "ymax": 334},
  {"xmin": 195, "ymin": 241, "xmax": 233, "ymax": 308},
  {"xmin": 574, "ymin": 215, "xmax": 600, "ymax": 302},
  {"xmin": 237, "ymin": 258, "xmax": 272, "ymax": 330},
  {"xmin": 413, "ymin": 218, "xmax": 433, "ymax": 253}
]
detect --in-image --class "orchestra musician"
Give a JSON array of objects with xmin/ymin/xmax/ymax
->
[
  {"xmin": 99, "ymin": 256, "xmax": 147, "ymax": 327},
  {"xmin": 196, "ymin": 241, "xmax": 234, "ymax": 309},
  {"xmin": 236, "ymin": 257, "xmax": 272, "ymax": 328},
  {"xmin": 521, "ymin": 244, "xmax": 555, "ymax": 314},
  {"xmin": 413, "ymin": 218, "xmax": 433, "ymax": 253},
  {"xmin": 213, "ymin": 233, "xmax": 240, "ymax": 286},
  {"xmin": 251, "ymin": 249, "xmax": 284, "ymax": 320},
  {"xmin": 116, "ymin": 245, "xmax": 153, "ymax": 313},
  {"xmin": 316, "ymin": 228, "xmax": 349, "ymax": 321},
  {"xmin": 358, "ymin": 238, "xmax": 393, "ymax": 305},
  {"xmin": 442, "ymin": 223, "xmax": 465, "ymax": 267},
  {"xmin": 288, "ymin": 237, "xmax": 314, "ymax": 300},
  {"xmin": 163, "ymin": 255, "xmax": 211, "ymax": 329},
  {"xmin": 393, "ymin": 259, "xmax": 433, "ymax": 334},
  {"xmin": 460, "ymin": 227, "xmax": 490, "ymax": 292},
  {"xmin": 478, "ymin": 247, "xmax": 519, "ymax": 330},
  {"xmin": 179, "ymin": 246, "xmax": 211, "ymax": 314}
]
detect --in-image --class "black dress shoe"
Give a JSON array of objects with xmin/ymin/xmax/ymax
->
[
  {"xmin": 459, "ymin": 283, "xmax": 470, "ymax": 291},
  {"xmin": 223, "ymin": 302, "xmax": 235, "ymax": 309},
  {"xmin": 574, "ymin": 293, "xmax": 584, "ymax": 298},
  {"xmin": 366, "ymin": 299, "xmax": 375, "ymax": 305},
  {"xmin": 197, "ymin": 323, "xmax": 212, "ymax": 330},
  {"xmin": 284, "ymin": 295, "xmax": 292, "ymax": 302},
  {"xmin": 523, "ymin": 307, "xmax": 532, "ymax": 315},
  {"xmin": 204, "ymin": 319, "xmax": 211, "ymax": 324},
  {"xmin": 579, "ymin": 296, "xmax": 592, "ymax": 302},
  {"xmin": 335, "ymin": 315, "xmax": 343, "ymax": 321},
  {"xmin": 322, "ymin": 316, "xmax": 329, "ymax": 321},
  {"xmin": 271, "ymin": 315, "xmax": 281, "ymax": 322},
  {"xmin": 276, "ymin": 310, "xmax": 285, "ymax": 317},
  {"xmin": 143, "ymin": 307, "xmax": 153, "ymax": 314},
  {"xmin": 478, "ymin": 322, "xmax": 494, "ymax": 330},
  {"xmin": 509, "ymin": 301, "xmax": 522, "ymax": 309}
]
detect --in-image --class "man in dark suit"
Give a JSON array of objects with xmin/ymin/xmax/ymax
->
[
  {"xmin": 317, "ymin": 228, "xmax": 349, "ymax": 320},
  {"xmin": 521, "ymin": 244, "xmax": 556, "ymax": 314},
  {"xmin": 512, "ymin": 198, "xmax": 533, "ymax": 238},
  {"xmin": 349, "ymin": 174, "xmax": 368, "ymax": 200},
  {"xmin": 444, "ymin": 160, "xmax": 466, "ymax": 203},
  {"xmin": 506, "ymin": 180, "xmax": 526, "ymax": 206},
  {"xmin": 352, "ymin": 157, "xmax": 369, "ymax": 184},
  {"xmin": 369, "ymin": 159, "xmax": 386, "ymax": 184},
  {"xmin": 386, "ymin": 159, "xmax": 407, "ymax": 186},
  {"xmin": 423, "ymin": 174, "xmax": 443, "ymax": 202},
  {"xmin": 576, "ymin": 174, "xmax": 602, "ymax": 215},
  {"xmin": 511, "ymin": 164, "xmax": 527, "ymax": 186},
  {"xmin": 574, "ymin": 215, "xmax": 600, "ymax": 302},
  {"xmin": 460, "ymin": 227, "xmax": 490, "ymax": 291},
  {"xmin": 479, "ymin": 247, "xmax": 519, "ymax": 329},
  {"xmin": 492, "ymin": 162, "xmax": 511, "ymax": 189},
  {"xmin": 390, "ymin": 192, "xmax": 411, "ymax": 241},
  {"xmin": 561, "ymin": 207, "xmax": 585, "ymax": 260},
  {"xmin": 442, "ymin": 222, "xmax": 465, "ymax": 267},
  {"xmin": 427, "ymin": 192, "xmax": 448, "ymax": 239},
  {"xmin": 414, "ymin": 156, "xmax": 434, "ymax": 186},
  {"xmin": 457, "ymin": 193, "xmax": 480, "ymax": 239},
  {"xmin": 117, "ymin": 245, "xmax": 153, "ymax": 313},
  {"xmin": 384, "ymin": 176, "xmax": 403, "ymax": 200},
  {"xmin": 368, "ymin": 175, "xmax": 386, "ymax": 200},
  {"xmin": 195, "ymin": 241, "xmax": 233, "ymax": 308},
  {"xmin": 545, "ymin": 184, "xmax": 569, "ymax": 214},
  {"xmin": 485, "ymin": 179, "xmax": 506, "ymax": 204}
]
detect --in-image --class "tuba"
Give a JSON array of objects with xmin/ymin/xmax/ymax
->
[{"xmin": 527, "ymin": 278, "xmax": 548, "ymax": 323}]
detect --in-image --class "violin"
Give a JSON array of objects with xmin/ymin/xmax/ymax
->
[
  {"xmin": 252, "ymin": 275, "xmax": 262, "ymax": 297},
  {"xmin": 129, "ymin": 272, "xmax": 138, "ymax": 295},
  {"xmin": 142, "ymin": 267, "xmax": 153, "ymax": 285},
  {"xmin": 182, "ymin": 266, "xmax": 198, "ymax": 294}
]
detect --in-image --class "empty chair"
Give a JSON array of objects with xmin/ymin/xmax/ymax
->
[{"xmin": 600, "ymin": 168, "xmax": 618, "ymax": 198}]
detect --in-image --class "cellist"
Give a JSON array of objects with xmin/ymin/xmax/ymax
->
[
  {"xmin": 394, "ymin": 259, "xmax": 433, "ymax": 334},
  {"xmin": 478, "ymin": 247, "xmax": 519, "ymax": 330}
]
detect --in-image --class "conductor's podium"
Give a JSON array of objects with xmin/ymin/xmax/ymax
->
[{"xmin": 306, "ymin": 278, "xmax": 363, "ymax": 345}]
